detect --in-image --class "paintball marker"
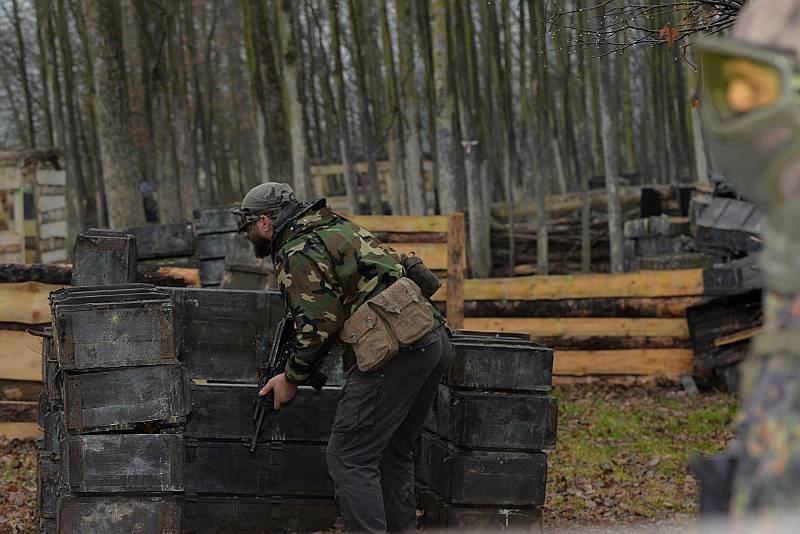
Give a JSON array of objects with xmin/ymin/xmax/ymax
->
[{"xmin": 249, "ymin": 316, "xmax": 327, "ymax": 453}]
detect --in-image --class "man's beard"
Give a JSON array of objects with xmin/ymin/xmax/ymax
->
[{"xmin": 251, "ymin": 234, "xmax": 271, "ymax": 258}]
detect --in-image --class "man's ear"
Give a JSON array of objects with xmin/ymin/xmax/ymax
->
[{"xmin": 260, "ymin": 215, "xmax": 272, "ymax": 232}]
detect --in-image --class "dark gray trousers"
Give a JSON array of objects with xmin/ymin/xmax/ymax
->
[{"xmin": 326, "ymin": 326, "xmax": 451, "ymax": 533}]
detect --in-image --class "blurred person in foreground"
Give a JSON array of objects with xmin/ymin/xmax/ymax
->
[{"xmin": 696, "ymin": 0, "xmax": 800, "ymax": 513}]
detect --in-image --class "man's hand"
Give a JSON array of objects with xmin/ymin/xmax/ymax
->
[{"xmin": 259, "ymin": 372, "xmax": 298, "ymax": 410}]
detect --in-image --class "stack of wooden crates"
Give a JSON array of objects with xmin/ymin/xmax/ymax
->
[
  {"xmin": 416, "ymin": 331, "xmax": 557, "ymax": 529},
  {"xmin": 37, "ymin": 231, "xmax": 186, "ymax": 532}
]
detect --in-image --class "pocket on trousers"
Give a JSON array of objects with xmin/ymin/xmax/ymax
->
[{"xmin": 332, "ymin": 374, "xmax": 382, "ymax": 433}]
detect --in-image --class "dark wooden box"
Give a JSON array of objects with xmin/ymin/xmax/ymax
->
[
  {"xmin": 196, "ymin": 233, "xmax": 229, "ymax": 260},
  {"xmin": 199, "ymin": 258, "xmax": 226, "ymax": 286},
  {"xmin": 64, "ymin": 365, "xmax": 190, "ymax": 432},
  {"xmin": 184, "ymin": 439, "xmax": 333, "ymax": 497},
  {"xmin": 186, "ymin": 381, "xmax": 340, "ymax": 442},
  {"xmin": 416, "ymin": 484, "xmax": 542, "ymax": 531},
  {"xmin": 37, "ymin": 449, "xmax": 60, "ymax": 520},
  {"xmin": 72, "ymin": 230, "xmax": 137, "ymax": 286},
  {"xmin": 447, "ymin": 336, "xmax": 553, "ymax": 391},
  {"xmin": 180, "ymin": 496, "xmax": 338, "ymax": 533},
  {"xmin": 426, "ymin": 385, "xmax": 558, "ymax": 450},
  {"xmin": 194, "ymin": 205, "xmax": 238, "ymax": 235},
  {"xmin": 168, "ymin": 288, "xmax": 279, "ymax": 381},
  {"xmin": 62, "ymin": 434, "xmax": 184, "ymax": 493},
  {"xmin": 695, "ymin": 197, "xmax": 762, "ymax": 254},
  {"xmin": 127, "ymin": 222, "xmax": 195, "ymax": 260},
  {"xmin": 53, "ymin": 299, "xmax": 176, "ymax": 371},
  {"xmin": 416, "ymin": 431, "xmax": 547, "ymax": 505},
  {"xmin": 57, "ymin": 495, "xmax": 181, "ymax": 533}
]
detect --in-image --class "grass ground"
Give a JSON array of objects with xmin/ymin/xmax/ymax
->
[
  {"xmin": 0, "ymin": 385, "xmax": 737, "ymax": 532},
  {"xmin": 544, "ymin": 385, "xmax": 737, "ymax": 529}
]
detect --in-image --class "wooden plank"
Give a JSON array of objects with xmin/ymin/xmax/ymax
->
[
  {"xmin": 446, "ymin": 213, "xmax": 465, "ymax": 329},
  {"xmin": 553, "ymin": 349, "xmax": 694, "ymax": 376},
  {"xmin": 390, "ymin": 243, "xmax": 449, "ymax": 270},
  {"xmin": 38, "ymin": 195, "xmax": 66, "ymax": 212},
  {"xmin": 0, "ymin": 400, "xmax": 37, "ymax": 422},
  {"xmin": 0, "ymin": 422, "xmax": 41, "ymax": 441},
  {"xmin": 349, "ymin": 215, "xmax": 450, "ymax": 233},
  {"xmin": 0, "ymin": 330, "xmax": 43, "ymax": 381},
  {"xmin": 40, "ymin": 220, "xmax": 67, "ymax": 239},
  {"xmin": 0, "ymin": 282, "xmax": 60, "ymax": 323},
  {"xmin": 432, "ymin": 269, "xmax": 706, "ymax": 301},
  {"xmin": 0, "ymin": 379, "xmax": 42, "ymax": 401},
  {"xmin": 35, "ymin": 169, "xmax": 66, "ymax": 186},
  {"xmin": 460, "ymin": 296, "xmax": 706, "ymax": 318},
  {"xmin": 462, "ymin": 317, "xmax": 688, "ymax": 337},
  {"xmin": 534, "ymin": 336, "xmax": 691, "ymax": 350},
  {"xmin": 715, "ymin": 327, "xmax": 762, "ymax": 348}
]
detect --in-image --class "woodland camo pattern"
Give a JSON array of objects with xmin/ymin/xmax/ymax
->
[{"xmin": 272, "ymin": 200, "xmax": 443, "ymax": 384}]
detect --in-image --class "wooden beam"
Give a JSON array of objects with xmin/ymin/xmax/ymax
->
[
  {"xmin": 0, "ymin": 422, "xmax": 41, "ymax": 441},
  {"xmin": 446, "ymin": 213, "xmax": 465, "ymax": 330},
  {"xmin": 0, "ymin": 401, "xmax": 37, "ymax": 422},
  {"xmin": 349, "ymin": 215, "xmax": 450, "ymax": 233},
  {"xmin": 531, "ymin": 336, "xmax": 691, "ymax": 350},
  {"xmin": 0, "ymin": 330, "xmax": 43, "ymax": 381},
  {"xmin": 462, "ymin": 317, "xmax": 689, "ymax": 337},
  {"xmin": 0, "ymin": 379, "xmax": 42, "ymax": 401},
  {"xmin": 389, "ymin": 243, "xmax": 450, "ymax": 271},
  {"xmin": 714, "ymin": 327, "xmax": 762, "ymax": 348},
  {"xmin": 553, "ymin": 349, "xmax": 694, "ymax": 376},
  {"xmin": 432, "ymin": 269, "xmax": 706, "ymax": 301},
  {"xmin": 0, "ymin": 282, "xmax": 60, "ymax": 324},
  {"xmin": 460, "ymin": 297, "xmax": 706, "ymax": 318}
]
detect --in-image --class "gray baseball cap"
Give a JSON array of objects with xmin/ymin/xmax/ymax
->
[{"xmin": 232, "ymin": 182, "xmax": 295, "ymax": 231}]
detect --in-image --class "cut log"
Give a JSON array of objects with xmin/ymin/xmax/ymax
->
[
  {"xmin": 0, "ymin": 379, "xmax": 42, "ymax": 401},
  {"xmin": 0, "ymin": 263, "xmax": 200, "ymax": 289},
  {"xmin": 0, "ymin": 422, "xmax": 41, "ymax": 441},
  {"xmin": 534, "ymin": 335, "xmax": 691, "ymax": 350},
  {"xmin": 0, "ymin": 400, "xmax": 37, "ymax": 422},
  {"xmin": 0, "ymin": 330, "xmax": 42, "ymax": 380},
  {"xmin": 0, "ymin": 263, "xmax": 71, "ymax": 284},
  {"xmin": 136, "ymin": 265, "xmax": 200, "ymax": 287},
  {"xmin": 553, "ymin": 349, "xmax": 694, "ymax": 376},
  {"xmin": 460, "ymin": 296, "xmax": 706, "ymax": 318},
  {"xmin": 432, "ymin": 269, "xmax": 706, "ymax": 301},
  {"xmin": 0, "ymin": 282, "xmax": 60, "ymax": 324},
  {"xmin": 462, "ymin": 317, "xmax": 689, "ymax": 338}
]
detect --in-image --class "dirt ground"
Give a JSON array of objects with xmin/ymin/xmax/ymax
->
[{"xmin": 0, "ymin": 385, "xmax": 736, "ymax": 533}]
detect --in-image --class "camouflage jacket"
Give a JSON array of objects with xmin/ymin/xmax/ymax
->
[{"xmin": 271, "ymin": 199, "xmax": 444, "ymax": 384}]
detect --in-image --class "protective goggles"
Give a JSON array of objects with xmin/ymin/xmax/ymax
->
[
  {"xmin": 696, "ymin": 35, "xmax": 800, "ymax": 125},
  {"xmin": 230, "ymin": 207, "xmax": 262, "ymax": 232}
]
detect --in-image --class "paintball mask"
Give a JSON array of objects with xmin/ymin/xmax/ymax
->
[{"xmin": 697, "ymin": 35, "xmax": 800, "ymax": 210}]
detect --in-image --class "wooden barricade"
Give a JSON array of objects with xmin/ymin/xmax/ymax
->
[
  {"xmin": 431, "ymin": 268, "xmax": 739, "ymax": 378},
  {"xmin": 349, "ymin": 213, "xmax": 466, "ymax": 329}
]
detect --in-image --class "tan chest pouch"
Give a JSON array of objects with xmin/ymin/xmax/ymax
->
[{"xmin": 340, "ymin": 277, "xmax": 435, "ymax": 372}]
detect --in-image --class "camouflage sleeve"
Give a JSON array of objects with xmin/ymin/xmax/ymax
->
[{"xmin": 276, "ymin": 244, "xmax": 344, "ymax": 385}]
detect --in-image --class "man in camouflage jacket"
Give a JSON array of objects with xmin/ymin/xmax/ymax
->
[{"xmin": 234, "ymin": 182, "xmax": 451, "ymax": 532}]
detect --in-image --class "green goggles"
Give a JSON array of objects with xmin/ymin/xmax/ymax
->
[
  {"xmin": 231, "ymin": 207, "xmax": 261, "ymax": 232},
  {"xmin": 696, "ymin": 35, "xmax": 800, "ymax": 124}
]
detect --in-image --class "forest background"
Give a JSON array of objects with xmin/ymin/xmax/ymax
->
[{"xmin": 0, "ymin": 0, "xmax": 744, "ymax": 277}]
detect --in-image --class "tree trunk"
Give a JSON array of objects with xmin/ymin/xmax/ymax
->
[
  {"xmin": 453, "ymin": 0, "xmax": 491, "ymax": 277},
  {"xmin": 596, "ymin": 5, "xmax": 624, "ymax": 273},
  {"xmin": 396, "ymin": 0, "xmax": 426, "ymax": 215},
  {"xmin": 11, "ymin": 0, "xmax": 36, "ymax": 147},
  {"xmin": 430, "ymin": 0, "xmax": 461, "ymax": 214},
  {"xmin": 34, "ymin": 0, "xmax": 54, "ymax": 146},
  {"xmin": 329, "ymin": 1, "xmax": 360, "ymax": 214},
  {"xmin": 380, "ymin": 0, "xmax": 405, "ymax": 215},
  {"xmin": 277, "ymin": 0, "xmax": 313, "ymax": 201},
  {"xmin": 83, "ymin": 0, "xmax": 145, "ymax": 229}
]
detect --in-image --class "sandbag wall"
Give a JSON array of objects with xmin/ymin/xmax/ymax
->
[
  {"xmin": 167, "ymin": 287, "xmax": 345, "ymax": 533},
  {"xmin": 416, "ymin": 332, "xmax": 557, "ymax": 530},
  {"xmin": 36, "ymin": 231, "xmax": 185, "ymax": 533}
]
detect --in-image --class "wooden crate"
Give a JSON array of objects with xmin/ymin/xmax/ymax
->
[
  {"xmin": 127, "ymin": 222, "xmax": 194, "ymax": 260},
  {"xmin": 186, "ymin": 381, "xmax": 340, "ymax": 442},
  {"xmin": 416, "ymin": 431, "xmax": 547, "ymax": 506},
  {"xmin": 181, "ymin": 496, "xmax": 337, "ymax": 533},
  {"xmin": 426, "ymin": 385, "xmax": 558, "ymax": 451},
  {"xmin": 57, "ymin": 495, "xmax": 181, "ymax": 533},
  {"xmin": 72, "ymin": 230, "xmax": 137, "ymax": 286}
]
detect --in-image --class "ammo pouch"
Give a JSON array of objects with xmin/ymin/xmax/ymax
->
[
  {"xmin": 401, "ymin": 253, "xmax": 441, "ymax": 298},
  {"xmin": 340, "ymin": 277, "xmax": 435, "ymax": 372}
]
